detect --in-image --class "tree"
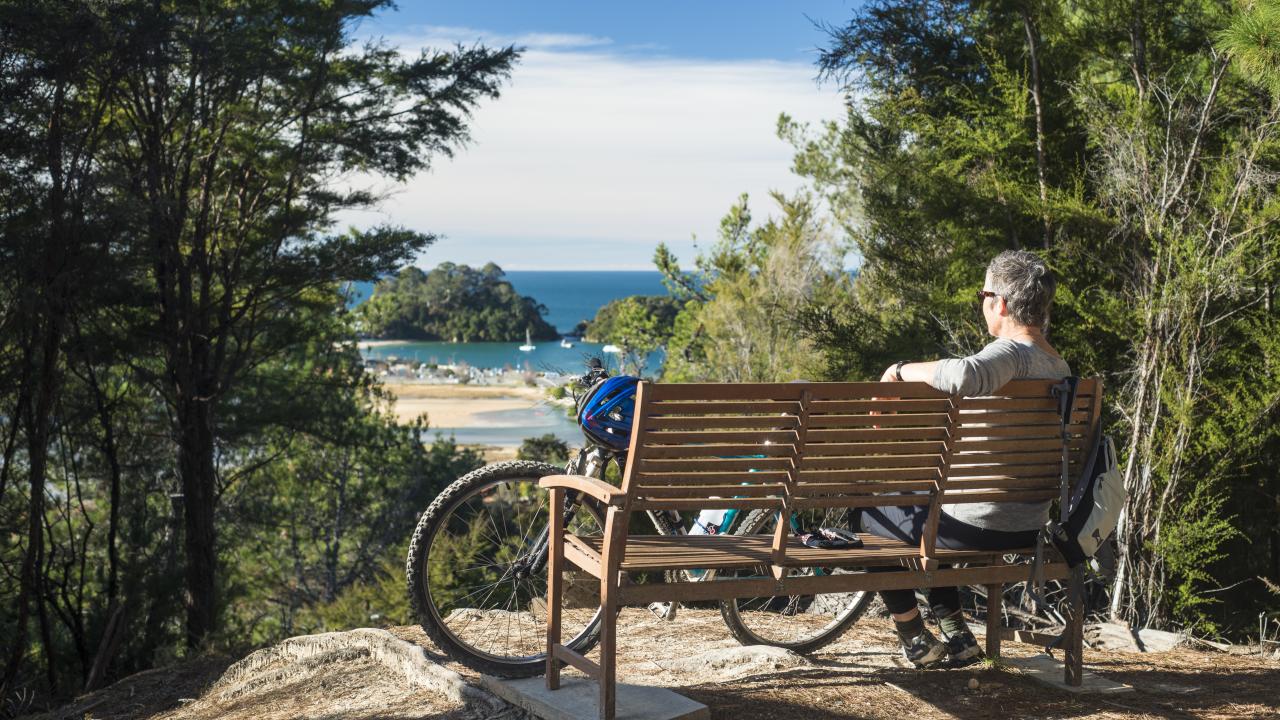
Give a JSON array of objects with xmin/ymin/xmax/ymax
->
[
  {"xmin": 0, "ymin": 2, "xmax": 139, "ymax": 692},
  {"xmin": 516, "ymin": 434, "xmax": 570, "ymax": 465},
  {"xmin": 103, "ymin": 1, "xmax": 515, "ymax": 648},
  {"xmin": 803, "ymin": 0, "xmax": 1280, "ymax": 632},
  {"xmin": 659, "ymin": 192, "xmax": 852, "ymax": 383},
  {"xmin": 584, "ymin": 295, "xmax": 680, "ymax": 376},
  {"xmin": 359, "ymin": 263, "xmax": 557, "ymax": 341}
]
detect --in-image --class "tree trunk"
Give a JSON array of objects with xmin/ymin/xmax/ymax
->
[
  {"xmin": 1130, "ymin": 0, "xmax": 1147, "ymax": 99},
  {"xmin": 1023, "ymin": 7, "xmax": 1051, "ymax": 248},
  {"xmin": 2, "ymin": 76, "xmax": 69, "ymax": 694},
  {"xmin": 177, "ymin": 393, "xmax": 219, "ymax": 648},
  {"xmin": 3, "ymin": 318, "xmax": 65, "ymax": 693}
]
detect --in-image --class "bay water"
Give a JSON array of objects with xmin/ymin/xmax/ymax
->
[{"xmin": 354, "ymin": 270, "xmax": 669, "ymax": 447}]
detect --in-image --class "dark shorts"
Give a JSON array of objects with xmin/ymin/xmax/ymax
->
[{"xmin": 853, "ymin": 493, "xmax": 1038, "ymax": 551}]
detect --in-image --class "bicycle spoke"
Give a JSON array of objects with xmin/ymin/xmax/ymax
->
[{"xmin": 422, "ymin": 467, "xmax": 604, "ymax": 666}]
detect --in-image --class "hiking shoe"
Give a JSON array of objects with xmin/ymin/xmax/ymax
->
[
  {"xmin": 900, "ymin": 628, "xmax": 948, "ymax": 667},
  {"xmin": 943, "ymin": 629, "xmax": 983, "ymax": 665}
]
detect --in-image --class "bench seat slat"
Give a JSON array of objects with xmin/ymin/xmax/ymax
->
[
  {"xmin": 574, "ymin": 534, "xmax": 1035, "ymax": 572},
  {"xmin": 616, "ymin": 562, "xmax": 1071, "ymax": 605}
]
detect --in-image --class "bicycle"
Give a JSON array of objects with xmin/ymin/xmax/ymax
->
[{"xmin": 404, "ymin": 359, "xmax": 872, "ymax": 676}]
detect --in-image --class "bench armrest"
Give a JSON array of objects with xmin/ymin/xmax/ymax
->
[{"xmin": 539, "ymin": 474, "xmax": 625, "ymax": 506}]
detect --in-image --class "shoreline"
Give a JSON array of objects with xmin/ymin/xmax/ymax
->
[
  {"xmin": 357, "ymin": 339, "xmax": 413, "ymax": 349},
  {"xmin": 381, "ymin": 381, "xmax": 576, "ymax": 463},
  {"xmin": 382, "ymin": 381, "xmax": 547, "ymax": 426}
]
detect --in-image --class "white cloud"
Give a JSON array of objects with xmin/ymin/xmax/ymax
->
[
  {"xmin": 383, "ymin": 25, "xmax": 613, "ymax": 51},
  {"xmin": 339, "ymin": 34, "xmax": 846, "ymax": 270}
]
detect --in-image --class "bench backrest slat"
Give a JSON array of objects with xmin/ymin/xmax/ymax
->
[{"xmin": 947, "ymin": 378, "xmax": 1100, "ymax": 498}]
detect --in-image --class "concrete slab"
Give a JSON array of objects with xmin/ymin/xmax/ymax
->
[
  {"xmin": 1005, "ymin": 654, "xmax": 1135, "ymax": 695},
  {"xmin": 480, "ymin": 675, "xmax": 709, "ymax": 720}
]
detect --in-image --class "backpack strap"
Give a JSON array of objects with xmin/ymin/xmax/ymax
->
[
  {"xmin": 1054, "ymin": 376, "xmax": 1080, "ymax": 522},
  {"xmin": 1027, "ymin": 377, "xmax": 1080, "ymax": 618}
]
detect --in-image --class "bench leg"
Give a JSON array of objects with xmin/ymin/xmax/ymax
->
[
  {"xmin": 1064, "ymin": 565, "xmax": 1085, "ymax": 686},
  {"xmin": 986, "ymin": 584, "xmax": 1002, "ymax": 659},
  {"xmin": 546, "ymin": 488, "xmax": 565, "ymax": 690},
  {"xmin": 598, "ymin": 571, "xmax": 617, "ymax": 720},
  {"xmin": 598, "ymin": 507, "xmax": 625, "ymax": 720}
]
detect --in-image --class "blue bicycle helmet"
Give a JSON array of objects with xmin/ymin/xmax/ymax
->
[{"xmin": 577, "ymin": 375, "xmax": 640, "ymax": 450}]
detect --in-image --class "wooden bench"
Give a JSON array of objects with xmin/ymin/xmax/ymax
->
[{"xmin": 541, "ymin": 379, "xmax": 1101, "ymax": 720}]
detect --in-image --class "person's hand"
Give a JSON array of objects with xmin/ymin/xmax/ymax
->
[{"xmin": 873, "ymin": 365, "xmax": 903, "ymax": 428}]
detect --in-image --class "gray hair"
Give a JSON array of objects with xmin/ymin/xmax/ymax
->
[{"xmin": 987, "ymin": 250, "xmax": 1056, "ymax": 329}]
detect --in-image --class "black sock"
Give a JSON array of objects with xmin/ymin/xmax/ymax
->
[{"xmin": 893, "ymin": 613, "xmax": 926, "ymax": 641}]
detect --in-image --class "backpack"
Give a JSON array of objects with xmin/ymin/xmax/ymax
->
[{"xmin": 1046, "ymin": 377, "xmax": 1125, "ymax": 567}]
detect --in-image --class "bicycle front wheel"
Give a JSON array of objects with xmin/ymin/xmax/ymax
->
[
  {"xmin": 405, "ymin": 461, "xmax": 605, "ymax": 677},
  {"xmin": 718, "ymin": 508, "xmax": 873, "ymax": 653}
]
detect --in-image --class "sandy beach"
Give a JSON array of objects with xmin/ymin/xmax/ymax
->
[
  {"xmin": 382, "ymin": 382, "xmax": 572, "ymax": 462},
  {"xmin": 385, "ymin": 382, "xmax": 545, "ymax": 426}
]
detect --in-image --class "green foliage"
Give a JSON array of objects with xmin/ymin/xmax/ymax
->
[
  {"xmin": 659, "ymin": 193, "xmax": 853, "ymax": 383},
  {"xmin": 359, "ymin": 263, "xmax": 558, "ymax": 341},
  {"xmin": 295, "ymin": 556, "xmax": 415, "ymax": 633},
  {"xmin": 585, "ymin": 295, "xmax": 681, "ymax": 375},
  {"xmin": 802, "ymin": 0, "xmax": 1280, "ymax": 634},
  {"xmin": 426, "ymin": 480, "xmax": 541, "ymax": 613},
  {"xmin": 584, "ymin": 296, "xmax": 681, "ymax": 346},
  {"xmin": 1216, "ymin": 0, "xmax": 1280, "ymax": 95},
  {"xmin": 0, "ymin": 0, "xmax": 513, "ymax": 701},
  {"xmin": 516, "ymin": 434, "xmax": 570, "ymax": 465}
]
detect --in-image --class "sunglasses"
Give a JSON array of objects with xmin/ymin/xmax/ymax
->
[{"xmin": 975, "ymin": 290, "xmax": 1000, "ymax": 303}]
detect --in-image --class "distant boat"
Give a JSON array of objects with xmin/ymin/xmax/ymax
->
[
  {"xmin": 519, "ymin": 328, "xmax": 536, "ymax": 352},
  {"xmin": 560, "ymin": 338, "xmax": 574, "ymax": 348},
  {"xmin": 601, "ymin": 344, "xmax": 621, "ymax": 354}
]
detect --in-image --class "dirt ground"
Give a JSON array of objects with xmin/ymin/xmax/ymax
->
[
  {"xmin": 393, "ymin": 609, "xmax": 1280, "ymax": 720},
  {"xmin": 26, "ymin": 610, "xmax": 1280, "ymax": 720}
]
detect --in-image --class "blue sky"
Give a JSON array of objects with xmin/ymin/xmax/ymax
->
[
  {"xmin": 340, "ymin": 1, "xmax": 860, "ymax": 270},
  {"xmin": 365, "ymin": 1, "xmax": 859, "ymax": 62}
]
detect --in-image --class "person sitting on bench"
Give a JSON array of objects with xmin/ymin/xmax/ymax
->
[{"xmin": 860, "ymin": 249, "xmax": 1071, "ymax": 667}]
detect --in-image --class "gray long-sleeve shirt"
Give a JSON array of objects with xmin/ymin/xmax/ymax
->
[{"xmin": 932, "ymin": 339, "xmax": 1072, "ymax": 532}]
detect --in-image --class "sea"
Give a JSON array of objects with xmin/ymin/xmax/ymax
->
[
  {"xmin": 350, "ymin": 270, "xmax": 668, "ymax": 373},
  {"xmin": 348, "ymin": 270, "xmax": 669, "ymax": 447},
  {"xmin": 345, "ymin": 270, "xmax": 669, "ymax": 336}
]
